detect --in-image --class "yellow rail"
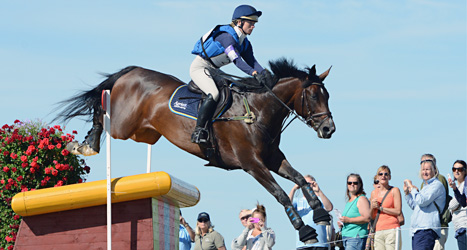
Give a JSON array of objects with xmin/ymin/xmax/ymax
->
[{"xmin": 12, "ymin": 171, "xmax": 200, "ymax": 216}]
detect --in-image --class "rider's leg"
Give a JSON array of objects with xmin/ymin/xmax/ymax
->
[
  {"xmin": 189, "ymin": 56, "xmax": 219, "ymax": 144},
  {"xmin": 191, "ymin": 94, "xmax": 217, "ymax": 143}
]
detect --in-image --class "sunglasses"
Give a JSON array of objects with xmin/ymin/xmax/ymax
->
[
  {"xmin": 198, "ymin": 219, "xmax": 209, "ymax": 223},
  {"xmin": 420, "ymin": 159, "xmax": 434, "ymax": 165},
  {"xmin": 240, "ymin": 215, "xmax": 251, "ymax": 221},
  {"xmin": 378, "ymin": 172, "xmax": 389, "ymax": 176},
  {"xmin": 453, "ymin": 167, "xmax": 465, "ymax": 172},
  {"xmin": 347, "ymin": 181, "xmax": 359, "ymax": 185},
  {"xmin": 374, "ymin": 180, "xmax": 379, "ymax": 185}
]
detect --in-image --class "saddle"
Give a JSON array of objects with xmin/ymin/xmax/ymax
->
[
  {"xmin": 169, "ymin": 69, "xmax": 265, "ymax": 121},
  {"xmin": 187, "ymin": 80, "xmax": 232, "ymax": 120}
]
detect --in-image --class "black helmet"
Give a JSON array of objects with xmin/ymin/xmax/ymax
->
[{"xmin": 232, "ymin": 5, "xmax": 262, "ymax": 22}]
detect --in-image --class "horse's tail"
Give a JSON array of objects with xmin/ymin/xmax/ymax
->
[{"xmin": 54, "ymin": 66, "xmax": 139, "ymax": 124}]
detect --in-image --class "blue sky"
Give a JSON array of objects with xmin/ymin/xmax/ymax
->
[{"xmin": 1, "ymin": 1, "xmax": 466, "ymax": 249}]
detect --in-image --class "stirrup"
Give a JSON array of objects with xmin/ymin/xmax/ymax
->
[{"xmin": 191, "ymin": 127, "xmax": 209, "ymax": 144}]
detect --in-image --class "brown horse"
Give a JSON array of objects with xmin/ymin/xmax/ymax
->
[{"xmin": 55, "ymin": 58, "xmax": 335, "ymax": 243}]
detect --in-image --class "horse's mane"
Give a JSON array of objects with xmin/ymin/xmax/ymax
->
[
  {"xmin": 268, "ymin": 58, "xmax": 309, "ymax": 81},
  {"xmin": 216, "ymin": 58, "xmax": 310, "ymax": 93}
]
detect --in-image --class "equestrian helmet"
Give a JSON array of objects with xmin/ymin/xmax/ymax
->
[{"xmin": 232, "ymin": 5, "xmax": 262, "ymax": 22}]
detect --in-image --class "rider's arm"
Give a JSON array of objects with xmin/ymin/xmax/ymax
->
[{"xmin": 214, "ymin": 33, "xmax": 263, "ymax": 75}]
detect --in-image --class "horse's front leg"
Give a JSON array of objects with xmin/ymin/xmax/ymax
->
[
  {"xmin": 274, "ymin": 158, "xmax": 331, "ymax": 225},
  {"xmin": 245, "ymin": 165, "xmax": 318, "ymax": 244}
]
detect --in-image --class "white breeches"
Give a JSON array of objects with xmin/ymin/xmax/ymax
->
[{"xmin": 189, "ymin": 56, "xmax": 220, "ymax": 101}]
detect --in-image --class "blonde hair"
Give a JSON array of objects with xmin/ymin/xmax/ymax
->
[
  {"xmin": 195, "ymin": 221, "xmax": 214, "ymax": 235},
  {"xmin": 376, "ymin": 165, "xmax": 391, "ymax": 176},
  {"xmin": 419, "ymin": 159, "xmax": 439, "ymax": 179}
]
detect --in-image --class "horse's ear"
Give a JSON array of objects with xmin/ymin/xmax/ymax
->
[
  {"xmin": 309, "ymin": 65, "xmax": 317, "ymax": 77},
  {"xmin": 319, "ymin": 66, "xmax": 332, "ymax": 81}
]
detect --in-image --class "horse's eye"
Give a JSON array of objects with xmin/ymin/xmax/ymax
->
[{"xmin": 311, "ymin": 94, "xmax": 318, "ymax": 100}]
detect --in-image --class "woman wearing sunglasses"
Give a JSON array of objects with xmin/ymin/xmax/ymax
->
[
  {"xmin": 194, "ymin": 212, "xmax": 226, "ymax": 250},
  {"xmin": 369, "ymin": 165, "xmax": 403, "ymax": 249},
  {"xmin": 339, "ymin": 173, "xmax": 371, "ymax": 250},
  {"xmin": 448, "ymin": 160, "xmax": 467, "ymax": 250}
]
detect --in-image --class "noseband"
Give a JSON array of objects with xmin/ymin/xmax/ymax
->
[{"xmin": 301, "ymin": 83, "xmax": 332, "ymax": 131}]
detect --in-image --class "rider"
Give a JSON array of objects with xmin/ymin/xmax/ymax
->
[{"xmin": 190, "ymin": 4, "xmax": 269, "ymax": 144}]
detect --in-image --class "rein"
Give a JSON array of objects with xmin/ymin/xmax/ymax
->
[{"xmin": 211, "ymin": 72, "xmax": 332, "ymax": 141}]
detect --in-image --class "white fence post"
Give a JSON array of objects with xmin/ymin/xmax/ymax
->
[{"xmin": 103, "ymin": 90, "xmax": 112, "ymax": 250}]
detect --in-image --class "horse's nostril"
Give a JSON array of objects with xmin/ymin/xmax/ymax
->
[{"xmin": 323, "ymin": 126, "xmax": 330, "ymax": 133}]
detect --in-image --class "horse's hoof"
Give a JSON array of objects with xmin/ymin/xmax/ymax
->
[
  {"xmin": 66, "ymin": 141, "xmax": 81, "ymax": 155},
  {"xmin": 78, "ymin": 144, "xmax": 98, "ymax": 156},
  {"xmin": 298, "ymin": 225, "xmax": 318, "ymax": 243},
  {"xmin": 313, "ymin": 207, "xmax": 331, "ymax": 225}
]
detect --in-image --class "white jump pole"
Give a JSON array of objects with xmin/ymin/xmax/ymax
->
[
  {"xmin": 395, "ymin": 227, "xmax": 400, "ymax": 250},
  {"xmin": 147, "ymin": 145, "xmax": 151, "ymax": 173},
  {"xmin": 103, "ymin": 90, "xmax": 112, "ymax": 250}
]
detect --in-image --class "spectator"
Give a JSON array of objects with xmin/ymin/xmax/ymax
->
[
  {"xmin": 231, "ymin": 203, "xmax": 275, "ymax": 250},
  {"xmin": 369, "ymin": 165, "xmax": 402, "ymax": 250},
  {"xmin": 339, "ymin": 173, "xmax": 370, "ymax": 250},
  {"xmin": 419, "ymin": 153, "xmax": 450, "ymax": 250},
  {"xmin": 232, "ymin": 209, "xmax": 252, "ymax": 250},
  {"xmin": 448, "ymin": 160, "xmax": 467, "ymax": 250},
  {"xmin": 180, "ymin": 211, "xmax": 195, "ymax": 250},
  {"xmin": 240, "ymin": 209, "xmax": 253, "ymax": 227},
  {"xmin": 404, "ymin": 156, "xmax": 446, "ymax": 250},
  {"xmin": 289, "ymin": 174, "xmax": 333, "ymax": 250},
  {"xmin": 194, "ymin": 212, "xmax": 226, "ymax": 250}
]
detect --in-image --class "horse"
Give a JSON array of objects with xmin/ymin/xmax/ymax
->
[{"xmin": 55, "ymin": 58, "xmax": 336, "ymax": 243}]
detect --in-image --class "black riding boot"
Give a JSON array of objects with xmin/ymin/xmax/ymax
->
[{"xmin": 191, "ymin": 94, "xmax": 217, "ymax": 144}]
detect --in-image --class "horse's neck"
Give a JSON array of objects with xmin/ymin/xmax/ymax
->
[
  {"xmin": 272, "ymin": 77, "xmax": 302, "ymax": 109},
  {"xmin": 252, "ymin": 77, "xmax": 301, "ymax": 130}
]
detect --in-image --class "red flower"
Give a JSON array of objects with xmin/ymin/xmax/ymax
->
[
  {"xmin": 14, "ymin": 120, "xmax": 20, "ymax": 124},
  {"xmin": 3, "ymin": 166, "xmax": 9, "ymax": 172},
  {"xmin": 55, "ymin": 180, "xmax": 64, "ymax": 187},
  {"xmin": 30, "ymin": 168, "xmax": 36, "ymax": 173},
  {"xmin": 78, "ymin": 179, "xmax": 83, "ymax": 183},
  {"xmin": 20, "ymin": 155, "xmax": 28, "ymax": 162},
  {"xmin": 21, "ymin": 162, "xmax": 28, "ymax": 168},
  {"xmin": 84, "ymin": 166, "xmax": 91, "ymax": 174},
  {"xmin": 44, "ymin": 168, "xmax": 51, "ymax": 175},
  {"xmin": 51, "ymin": 169, "xmax": 58, "ymax": 176},
  {"xmin": 72, "ymin": 130, "xmax": 78, "ymax": 134},
  {"xmin": 0, "ymin": 179, "xmax": 4, "ymax": 184},
  {"xmin": 11, "ymin": 167, "xmax": 17, "ymax": 172},
  {"xmin": 56, "ymin": 143, "xmax": 62, "ymax": 149},
  {"xmin": 10, "ymin": 152, "xmax": 17, "ymax": 159},
  {"xmin": 61, "ymin": 149, "xmax": 70, "ymax": 156},
  {"xmin": 17, "ymin": 176, "xmax": 23, "ymax": 182},
  {"xmin": 48, "ymin": 144, "xmax": 55, "ymax": 150},
  {"xmin": 13, "ymin": 215, "xmax": 20, "ymax": 220},
  {"xmin": 30, "ymin": 161, "xmax": 38, "ymax": 168}
]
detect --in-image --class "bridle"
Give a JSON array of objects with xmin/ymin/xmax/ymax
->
[
  {"xmin": 300, "ymin": 83, "xmax": 332, "ymax": 131},
  {"xmin": 261, "ymin": 80, "xmax": 332, "ymax": 141}
]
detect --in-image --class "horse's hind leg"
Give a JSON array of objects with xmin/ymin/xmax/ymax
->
[
  {"xmin": 245, "ymin": 166, "xmax": 318, "ymax": 244},
  {"xmin": 275, "ymin": 159, "xmax": 331, "ymax": 225},
  {"xmin": 67, "ymin": 105, "xmax": 103, "ymax": 156},
  {"xmin": 79, "ymin": 108, "xmax": 103, "ymax": 156}
]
